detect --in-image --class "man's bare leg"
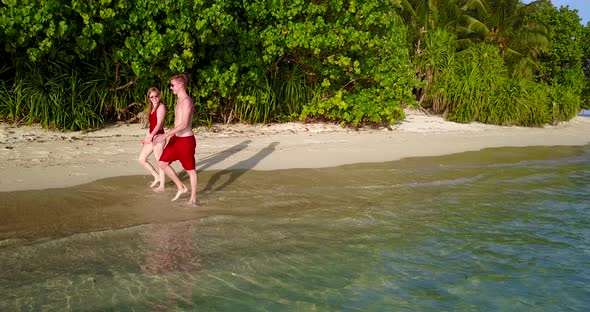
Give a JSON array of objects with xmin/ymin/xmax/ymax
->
[
  {"xmin": 159, "ymin": 161, "xmax": 187, "ymax": 200},
  {"xmin": 186, "ymin": 170, "xmax": 198, "ymax": 206}
]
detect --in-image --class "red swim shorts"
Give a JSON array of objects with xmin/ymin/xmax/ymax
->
[{"xmin": 159, "ymin": 135, "xmax": 196, "ymax": 170}]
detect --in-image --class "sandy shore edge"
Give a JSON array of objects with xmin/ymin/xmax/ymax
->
[{"xmin": 1, "ymin": 109, "xmax": 589, "ymax": 192}]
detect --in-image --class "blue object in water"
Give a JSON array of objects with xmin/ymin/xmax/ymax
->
[{"xmin": 579, "ymin": 109, "xmax": 590, "ymax": 117}]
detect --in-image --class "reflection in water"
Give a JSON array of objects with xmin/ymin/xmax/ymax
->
[
  {"xmin": 142, "ymin": 223, "xmax": 200, "ymax": 275},
  {"xmin": 0, "ymin": 145, "xmax": 589, "ymax": 310},
  {"xmin": 142, "ymin": 222, "xmax": 201, "ymax": 309}
]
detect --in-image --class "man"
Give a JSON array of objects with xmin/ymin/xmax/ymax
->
[{"xmin": 158, "ymin": 74, "xmax": 198, "ymax": 206}]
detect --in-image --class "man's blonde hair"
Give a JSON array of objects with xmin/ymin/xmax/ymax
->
[{"xmin": 170, "ymin": 74, "xmax": 188, "ymax": 85}]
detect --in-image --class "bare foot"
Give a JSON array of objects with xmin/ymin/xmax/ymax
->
[
  {"xmin": 149, "ymin": 179, "xmax": 159, "ymax": 188},
  {"xmin": 153, "ymin": 186, "xmax": 165, "ymax": 193},
  {"xmin": 187, "ymin": 197, "xmax": 197, "ymax": 207},
  {"xmin": 171, "ymin": 185, "xmax": 188, "ymax": 201}
]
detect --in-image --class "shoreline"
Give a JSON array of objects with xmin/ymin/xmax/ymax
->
[{"xmin": 1, "ymin": 110, "xmax": 589, "ymax": 192}]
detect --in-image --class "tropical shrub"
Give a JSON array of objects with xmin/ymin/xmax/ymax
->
[
  {"xmin": 5, "ymin": 60, "xmax": 106, "ymax": 130},
  {"xmin": 0, "ymin": 0, "xmax": 586, "ymax": 129},
  {"xmin": 413, "ymin": 29, "xmax": 456, "ymax": 108},
  {"xmin": 547, "ymin": 82, "xmax": 581, "ymax": 123},
  {"xmin": 430, "ymin": 43, "xmax": 576, "ymax": 127},
  {"xmin": 481, "ymin": 79, "xmax": 550, "ymax": 127},
  {"xmin": 528, "ymin": 1, "xmax": 585, "ymax": 114},
  {"xmin": 0, "ymin": 0, "xmax": 418, "ymax": 129},
  {"xmin": 300, "ymin": 88, "xmax": 406, "ymax": 126},
  {"xmin": 294, "ymin": 0, "xmax": 417, "ymax": 125},
  {"xmin": 431, "ymin": 44, "xmax": 508, "ymax": 121}
]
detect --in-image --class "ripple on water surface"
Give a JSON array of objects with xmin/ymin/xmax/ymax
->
[{"xmin": 0, "ymin": 145, "xmax": 589, "ymax": 311}]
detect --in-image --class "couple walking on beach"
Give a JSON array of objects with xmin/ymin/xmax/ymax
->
[{"xmin": 138, "ymin": 74, "xmax": 198, "ymax": 206}]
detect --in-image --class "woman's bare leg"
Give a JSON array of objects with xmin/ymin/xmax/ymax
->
[
  {"xmin": 152, "ymin": 136, "xmax": 166, "ymax": 192},
  {"xmin": 138, "ymin": 143, "xmax": 159, "ymax": 187}
]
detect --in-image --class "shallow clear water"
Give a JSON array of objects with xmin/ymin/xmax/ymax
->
[{"xmin": 1, "ymin": 145, "xmax": 589, "ymax": 311}]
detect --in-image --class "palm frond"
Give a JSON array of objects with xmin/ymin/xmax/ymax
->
[
  {"xmin": 462, "ymin": 0, "xmax": 488, "ymax": 17},
  {"xmin": 463, "ymin": 15, "xmax": 490, "ymax": 37},
  {"xmin": 393, "ymin": 0, "xmax": 416, "ymax": 16}
]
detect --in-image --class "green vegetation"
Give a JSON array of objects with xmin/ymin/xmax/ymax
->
[
  {"xmin": 408, "ymin": 0, "xmax": 586, "ymax": 125},
  {"xmin": 0, "ymin": 0, "xmax": 588, "ymax": 130}
]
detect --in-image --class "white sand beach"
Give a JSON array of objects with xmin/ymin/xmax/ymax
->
[{"xmin": 1, "ymin": 109, "xmax": 589, "ymax": 192}]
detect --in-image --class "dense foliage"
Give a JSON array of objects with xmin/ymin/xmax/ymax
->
[
  {"xmin": 0, "ymin": 0, "xmax": 588, "ymax": 130},
  {"xmin": 409, "ymin": 0, "xmax": 586, "ymax": 125}
]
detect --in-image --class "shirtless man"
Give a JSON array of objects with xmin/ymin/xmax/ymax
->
[{"xmin": 158, "ymin": 74, "xmax": 198, "ymax": 206}]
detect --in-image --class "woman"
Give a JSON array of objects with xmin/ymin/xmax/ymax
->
[{"xmin": 138, "ymin": 87, "xmax": 167, "ymax": 191}]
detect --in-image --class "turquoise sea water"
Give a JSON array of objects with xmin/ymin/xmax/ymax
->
[{"xmin": 1, "ymin": 145, "xmax": 589, "ymax": 311}]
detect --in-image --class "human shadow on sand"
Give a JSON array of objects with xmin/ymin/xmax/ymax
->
[
  {"xmin": 203, "ymin": 142, "xmax": 279, "ymax": 192},
  {"xmin": 176, "ymin": 140, "xmax": 251, "ymax": 180},
  {"xmin": 197, "ymin": 139, "xmax": 252, "ymax": 173}
]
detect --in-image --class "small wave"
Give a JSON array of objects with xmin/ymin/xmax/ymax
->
[
  {"xmin": 506, "ymin": 173, "xmax": 561, "ymax": 184},
  {"xmin": 354, "ymin": 175, "xmax": 485, "ymax": 190}
]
